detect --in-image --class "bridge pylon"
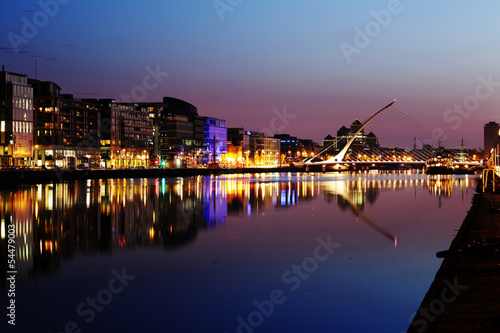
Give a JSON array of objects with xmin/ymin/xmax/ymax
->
[{"xmin": 296, "ymin": 99, "xmax": 396, "ymax": 168}]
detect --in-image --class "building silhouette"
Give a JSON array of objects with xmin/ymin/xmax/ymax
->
[
  {"xmin": 273, "ymin": 134, "xmax": 301, "ymax": 163},
  {"xmin": 484, "ymin": 121, "xmax": 499, "ymax": 160},
  {"xmin": 30, "ymin": 79, "xmax": 63, "ymax": 147},
  {"xmin": 322, "ymin": 119, "xmax": 379, "ymax": 158}
]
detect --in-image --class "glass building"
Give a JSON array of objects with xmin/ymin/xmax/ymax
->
[
  {"xmin": 0, "ymin": 67, "xmax": 34, "ymax": 166},
  {"xmin": 203, "ymin": 117, "xmax": 227, "ymax": 165},
  {"xmin": 249, "ymin": 131, "xmax": 280, "ymax": 166}
]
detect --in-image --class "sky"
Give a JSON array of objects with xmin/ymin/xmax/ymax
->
[{"xmin": 1, "ymin": 0, "xmax": 500, "ymax": 149}]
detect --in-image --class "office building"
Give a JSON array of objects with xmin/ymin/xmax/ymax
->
[
  {"xmin": 249, "ymin": 131, "xmax": 279, "ymax": 166},
  {"xmin": 61, "ymin": 96, "xmax": 101, "ymax": 167},
  {"xmin": 95, "ymin": 99, "xmax": 152, "ymax": 168},
  {"xmin": 322, "ymin": 120, "xmax": 379, "ymax": 159},
  {"xmin": 484, "ymin": 121, "xmax": 500, "ymax": 160},
  {"xmin": 0, "ymin": 67, "xmax": 34, "ymax": 166},
  {"xmin": 147, "ymin": 97, "xmax": 203, "ymax": 167},
  {"xmin": 203, "ymin": 117, "xmax": 227, "ymax": 165},
  {"xmin": 273, "ymin": 134, "xmax": 300, "ymax": 163},
  {"xmin": 226, "ymin": 128, "xmax": 250, "ymax": 167}
]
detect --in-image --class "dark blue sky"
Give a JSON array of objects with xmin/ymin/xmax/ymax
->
[{"xmin": 2, "ymin": 0, "xmax": 500, "ymax": 148}]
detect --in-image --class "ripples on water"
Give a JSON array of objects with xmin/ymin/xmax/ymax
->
[{"xmin": 1, "ymin": 172, "xmax": 478, "ymax": 333}]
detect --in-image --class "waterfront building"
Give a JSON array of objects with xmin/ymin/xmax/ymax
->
[
  {"xmin": 30, "ymin": 79, "xmax": 63, "ymax": 147},
  {"xmin": 61, "ymin": 96, "xmax": 101, "ymax": 167},
  {"xmin": 4, "ymin": 66, "xmax": 248, "ymax": 169},
  {"xmin": 146, "ymin": 97, "xmax": 203, "ymax": 168},
  {"xmin": 0, "ymin": 67, "xmax": 34, "ymax": 166},
  {"xmin": 226, "ymin": 128, "xmax": 250, "ymax": 167},
  {"xmin": 322, "ymin": 120, "xmax": 379, "ymax": 159},
  {"xmin": 299, "ymin": 139, "xmax": 318, "ymax": 158},
  {"xmin": 249, "ymin": 131, "xmax": 280, "ymax": 166},
  {"xmin": 323, "ymin": 120, "xmax": 379, "ymax": 149},
  {"xmin": 118, "ymin": 103, "xmax": 153, "ymax": 167},
  {"xmin": 30, "ymin": 79, "xmax": 64, "ymax": 167},
  {"xmin": 273, "ymin": 134, "xmax": 300, "ymax": 164},
  {"xmin": 484, "ymin": 121, "xmax": 500, "ymax": 160},
  {"xmin": 95, "ymin": 99, "xmax": 152, "ymax": 168},
  {"xmin": 203, "ymin": 117, "xmax": 227, "ymax": 165},
  {"xmin": 30, "ymin": 82, "xmax": 102, "ymax": 167}
]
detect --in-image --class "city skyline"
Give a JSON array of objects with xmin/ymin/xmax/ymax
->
[{"xmin": 2, "ymin": 1, "xmax": 500, "ymax": 148}]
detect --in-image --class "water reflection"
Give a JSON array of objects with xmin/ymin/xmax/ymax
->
[{"xmin": 0, "ymin": 173, "xmax": 477, "ymax": 287}]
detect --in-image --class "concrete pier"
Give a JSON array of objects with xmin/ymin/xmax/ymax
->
[{"xmin": 408, "ymin": 180, "xmax": 500, "ymax": 332}]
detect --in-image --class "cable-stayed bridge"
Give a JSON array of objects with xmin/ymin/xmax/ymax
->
[{"xmin": 293, "ymin": 99, "xmax": 481, "ymax": 172}]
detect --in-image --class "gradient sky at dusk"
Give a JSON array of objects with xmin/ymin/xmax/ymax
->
[{"xmin": 2, "ymin": 0, "xmax": 500, "ymax": 149}]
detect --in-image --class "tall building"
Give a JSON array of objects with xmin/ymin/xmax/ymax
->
[
  {"xmin": 273, "ymin": 134, "xmax": 301, "ymax": 163},
  {"xmin": 0, "ymin": 67, "xmax": 34, "ymax": 166},
  {"xmin": 30, "ymin": 79, "xmax": 66, "ymax": 167},
  {"xmin": 30, "ymin": 79, "xmax": 63, "ymax": 147},
  {"xmin": 94, "ymin": 99, "xmax": 152, "ymax": 168},
  {"xmin": 484, "ymin": 121, "xmax": 500, "ymax": 160},
  {"xmin": 226, "ymin": 128, "xmax": 250, "ymax": 167},
  {"xmin": 203, "ymin": 117, "xmax": 227, "ymax": 165},
  {"xmin": 299, "ymin": 139, "xmax": 318, "ymax": 157},
  {"xmin": 61, "ymin": 96, "xmax": 101, "ymax": 167},
  {"xmin": 322, "ymin": 119, "xmax": 379, "ymax": 158},
  {"xmin": 28, "ymin": 79, "xmax": 63, "ymax": 167},
  {"xmin": 31, "ymin": 83, "xmax": 102, "ymax": 168},
  {"xmin": 249, "ymin": 131, "xmax": 280, "ymax": 166},
  {"xmin": 147, "ymin": 97, "xmax": 203, "ymax": 167}
]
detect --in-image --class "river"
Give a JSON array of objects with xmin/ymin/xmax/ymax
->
[{"xmin": 1, "ymin": 171, "xmax": 478, "ymax": 333}]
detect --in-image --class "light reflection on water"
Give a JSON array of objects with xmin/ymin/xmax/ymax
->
[{"xmin": 1, "ymin": 172, "xmax": 477, "ymax": 333}]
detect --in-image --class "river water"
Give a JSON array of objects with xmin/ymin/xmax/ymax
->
[{"xmin": 1, "ymin": 172, "xmax": 478, "ymax": 333}]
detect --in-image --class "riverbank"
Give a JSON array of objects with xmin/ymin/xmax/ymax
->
[
  {"xmin": 0, "ymin": 166, "xmax": 302, "ymax": 184},
  {"xmin": 0, "ymin": 162, "xmax": 427, "ymax": 184},
  {"xmin": 408, "ymin": 178, "xmax": 500, "ymax": 332}
]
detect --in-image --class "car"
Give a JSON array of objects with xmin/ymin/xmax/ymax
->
[{"xmin": 77, "ymin": 163, "xmax": 90, "ymax": 170}]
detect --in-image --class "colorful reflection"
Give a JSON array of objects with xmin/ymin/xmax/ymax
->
[{"xmin": 0, "ymin": 173, "xmax": 478, "ymax": 285}]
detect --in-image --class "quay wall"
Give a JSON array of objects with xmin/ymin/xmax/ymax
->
[
  {"xmin": 0, "ymin": 162, "xmax": 424, "ymax": 184},
  {"xmin": 407, "ymin": 179, "xmax": 500, "ymax": 332}
]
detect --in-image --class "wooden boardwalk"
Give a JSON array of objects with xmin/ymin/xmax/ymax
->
[{"xmin": 408, "ymin": 180, "xmax": 500, "ymax": 332}]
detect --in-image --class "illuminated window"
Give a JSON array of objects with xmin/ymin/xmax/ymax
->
[{"xmin": 0, "ymin": 121, "xmax": 4, "ymax": 132}]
